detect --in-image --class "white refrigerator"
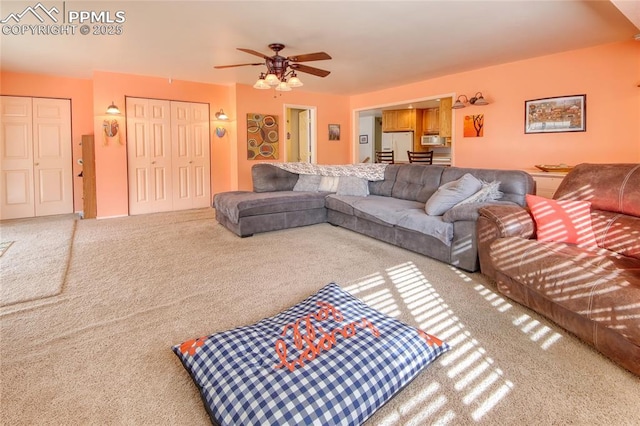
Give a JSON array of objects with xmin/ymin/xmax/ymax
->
[{"xmin": 381, "ymin": 132, "xmax": 413, "ymax": 163}]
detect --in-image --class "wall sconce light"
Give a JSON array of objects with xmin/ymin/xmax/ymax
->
[
  {"xmin": 215, "ymin": 127, "xmax": 226, "ymax": 137},
  {"xmin": 452, "ymin": 92, "xmax": 489, "ymax": 109},
  {"xmin": 215, "ymin": 109, "xmax": 229, "ymax": 120},
  {"xmin": 106, "ymin": 101, "xmax": 121, "ymax": 115}
]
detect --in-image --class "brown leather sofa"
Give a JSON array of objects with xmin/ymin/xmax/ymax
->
[{"xmin": 477, "ymin": 163, "xmax": 640, "ymax": 376}]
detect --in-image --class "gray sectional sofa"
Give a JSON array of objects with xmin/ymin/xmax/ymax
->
[{"xmin": 213, "ymin": 163, "xmax": 535, "ymax": 272}]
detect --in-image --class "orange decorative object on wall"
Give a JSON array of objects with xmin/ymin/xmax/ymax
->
[
  {"xmin": 464, "ymin": 114, "xmax": 484, "ymax": 137},
  {"xmin": 247, "ymin": 113, "xmax": 279, "ymax": 160}
]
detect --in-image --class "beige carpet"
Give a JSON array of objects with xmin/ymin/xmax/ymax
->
[
  {"xmin": 1, "ymin": 208, "xmax": 638, "ymax": 425},
  {"xmin": 0, "ymin": 241, "xmax": 14, "ymax": 256},
  {"xmin": 0, "ymin": 214, "xmax": 76, "ymax": 307}
]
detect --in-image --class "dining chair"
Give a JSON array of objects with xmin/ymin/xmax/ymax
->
[
  {"xmin": 375, "ymin": 151, "xmax": 394, "ymax": 164},
  {"xmin": 407, "ymin": 150, "xmax": 434, "ymax": 164}
]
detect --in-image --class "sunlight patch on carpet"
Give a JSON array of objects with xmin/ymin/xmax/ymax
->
[
  {"xmin": 346, "ymin": 261, "xmax": 514, "ymax": 423},
  {"xmin": 394, "ymin": 262, "xmax": 513, "ymax": 421}
]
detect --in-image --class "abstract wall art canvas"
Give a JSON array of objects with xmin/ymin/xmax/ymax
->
[{"xmin": 247, "ymin": 113, "xmax": 279, "ymax": 160}]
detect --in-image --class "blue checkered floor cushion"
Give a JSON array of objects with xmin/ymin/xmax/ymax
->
[{"xmin": 172, "ymin": 282, "xmax": 449, "ymax": 425}]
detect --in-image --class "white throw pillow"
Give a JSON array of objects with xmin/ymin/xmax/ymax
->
[
  {"xmin": 336, "ymin": 176, "xmax": 369, "ymax": 197},
  {"xmin": 424, "ymin": 173, "xmax": 483, "ymax": 216},
  {"xmin": 293, "ymin": 174, "xmax": 322, "ymax": 192},
  {"xmin": 456, "ymin": 180, "xmax": 503, "ymax": 205},
  {"xmin": 318, "ymin": 176, "xmax": 340, "ymax": 192}
]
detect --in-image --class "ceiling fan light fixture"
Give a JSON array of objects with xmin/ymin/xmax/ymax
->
[
  {"xmin": 288, "ymin": 73, "xmax": 303, "ymax": 88},
  {"xmin": 275, "ymin": 80, "xmax": 291, "ymax": 92},
  {"xmin": 253, "ymin": 75, "xmax": 270, "ymax": 89},
  {"xmin": 264, "ymin": 73, "xmax": 280, "ymax": 86},
  {"xmin": 215, "ymin": 44, "xmax": 330, "ymax": 92}
]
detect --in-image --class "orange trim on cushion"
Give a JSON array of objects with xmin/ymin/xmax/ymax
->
[
  {"xmin": 179, "ymin": 337, "xmax": 207, "ymax": 356},
  {"xmin": 418, "ymin": 330, "xmax": 444, "ymax": 347}
]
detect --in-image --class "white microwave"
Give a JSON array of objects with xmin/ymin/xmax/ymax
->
[{"xmin": 421, "ymin": 135, "xmax": 445, "ymax": 146}]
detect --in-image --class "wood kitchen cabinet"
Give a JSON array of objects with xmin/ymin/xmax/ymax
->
[
  {"xmin": 419, "ymin": 98, "xmax": 452, "ymax": 138},
  {"xmin": 381, "ymin": 110, "xmax": 396, "ymax": 131},
  {"xmin": 422, "ymin": 108, "xmax": 439, "ymax": 134},
  {"xmin": 438, "ymin": 97, "xmax": 452, "ymax": 138},
  {"xmin": 382, "ymin": 109, "xmax": 415, "ymax": 132}
]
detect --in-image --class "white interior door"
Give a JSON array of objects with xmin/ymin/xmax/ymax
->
[
  {"xmin": 127, "ymin": 98, "xmax": 210, "ymax": 215},
  {"xmin": 0, "ymin": 96, "xmax": 72, "ymax": 220},
  {"xmin": 1, "ymin": 96, "xmax": 34, "ymax": 219},
  {"xmin": 126, "ymin": 97, "xmax": 172, "ymax": 215},
  {"xmin": 32, "ymin": 98, "xmax": 73, "ymax": 216},
  {"xmin": 298, "ymin": 109, "xmax": 310, "ymax": 163},
  {"xmin": 171, "ymin": 101, "xmax": 211, "ymax": 211}
]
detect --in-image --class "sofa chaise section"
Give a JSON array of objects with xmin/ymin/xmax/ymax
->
[
  {"xmin": 213, "ymin": 164, "xmax": 330, "ymax": 237},
  {"xmin": 214, "ymin": 190, "xmax": 329, "ymax": 237}
]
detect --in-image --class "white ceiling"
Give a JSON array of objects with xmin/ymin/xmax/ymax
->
[{"xmin": 1, "ymin": 1, "xmax": 638, "ymax": 96}]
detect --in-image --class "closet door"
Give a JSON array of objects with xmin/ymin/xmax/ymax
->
[
  {"xmin": 0, "ymin": 96, "xmax": 34, "ymax": 219},
  {"xmin": 171, "ymin": 101, "xmax": 211, "ymax": 211},
  {"xmin": 32, "ymin": 98, "xmax": 73, "ymax": 217},
  {"xmin": 126, "ymin": 97, "xmax": 172, "ymax": 215},
  {"xmin": 0, "ymin": 96, "xmax": 72, "ymax": 220}
]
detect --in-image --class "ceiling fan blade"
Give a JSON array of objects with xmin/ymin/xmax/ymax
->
[
  {"xmin": 288, "ymin": 52, "xmax": 332, "ymax": 62},
  {"xmin": 290, "ymin": 63, "xmax": 331, "ymax": 78},
  {"xmin": 214, "ymin": 63, "xmax": 263, "ymax": 69},
  {"xmin": 237, "ymin": 48, "xmax": 270, "ymax": 60}
]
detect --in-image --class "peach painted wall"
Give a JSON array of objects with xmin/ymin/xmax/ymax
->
[
  {"xmin": 0, "ymin": 71, "xmax": 93, "ymax": 212},
  {"xmin": 351, "ymin": 41, "xmax": 640, "ymax": 169},
  {"xmin": 91, "ymin": 71, "xmax": 231, "ymax": 218},
  {"xmin": 234, "ymin": 84, "xmax": 351, "ymax": 190},
  {"xmin": 4, "ymin": 40, "xmax": 637, "ymax": 220}
]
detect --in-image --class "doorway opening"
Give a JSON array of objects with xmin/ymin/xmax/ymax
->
[
  {"xmin": 354, "ymin": 94, "xmax": 455, "ymax": 166},
  {"xmin": 284, "ymin": 105, "xmax": 317, "ymax": 163}
]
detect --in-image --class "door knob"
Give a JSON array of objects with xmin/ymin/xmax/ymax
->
[
  {"xmin": 151, "ymin": 161, "xmax": 156, "ymax": 164},
  {"xmin": 34, "ymin": 162, "xmax": 39, "ymax": 166}
]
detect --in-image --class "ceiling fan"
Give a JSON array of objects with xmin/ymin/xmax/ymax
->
[{"xmin": 214, "ymin": 43, "xmax": 332, "ymax": 90}]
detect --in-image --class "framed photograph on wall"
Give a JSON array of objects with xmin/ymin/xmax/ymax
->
[
  {"xmin": 359, "ymin": 134, "xmax": 368, "ymax": 144},
  {"xmin": 328, "ymin": 124, "xmax": 340, "ymax": 141},
  {"xmin": 525, "ymin": 94, "xmax": 586, "ymax": 134}
]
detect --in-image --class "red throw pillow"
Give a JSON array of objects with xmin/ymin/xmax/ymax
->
[{"xmin": 526, "ymin": 194, "xmax": 597, "ymax": 247}]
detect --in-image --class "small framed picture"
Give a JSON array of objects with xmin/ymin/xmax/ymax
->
[
  {"xmin": 359, "ymin": 134, "xmax": 368, "ymax": 144},
  {"xmin": 328, "ymin": 124, "xmax": 340, "ymax": 141},
  {"xmin": 525, "ymin": 94, "xmax": 586, "ymax": 134}
]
